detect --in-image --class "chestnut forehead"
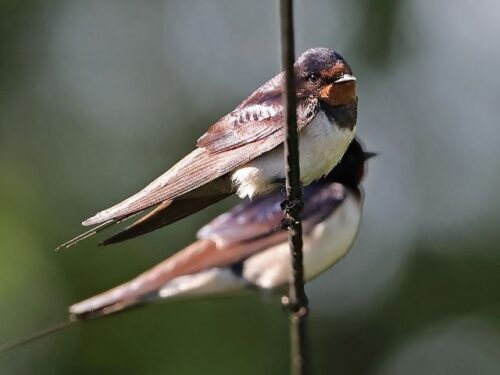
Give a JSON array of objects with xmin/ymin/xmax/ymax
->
[{"xmin": 320, "ymin": 60, "xmax": 352, "ymax": 79}]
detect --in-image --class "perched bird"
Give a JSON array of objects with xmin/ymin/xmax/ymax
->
[
  {"xmin": 58, "ymin": 47, "xmax": 358, "ymax": 249},
  {"xmin": 69, "ymin": 139, "xmax": 374, "ymax": 319}
]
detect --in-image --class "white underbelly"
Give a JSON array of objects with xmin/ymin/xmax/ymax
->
[
  {"xmin": 157, "ymin": 268, "xmax": 248, "ymax": 300},
  {"xmin": 242, "ymin": 192, "xmax": 362, "ymax": 289},
  {"xmin": 231, "ymin": 111, "xmax": 356, "ymax": 198}
]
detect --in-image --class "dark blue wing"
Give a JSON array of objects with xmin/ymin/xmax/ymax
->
[{"xmin": 197, "ymin": 182, "xmax": 347, "ymax": 246}]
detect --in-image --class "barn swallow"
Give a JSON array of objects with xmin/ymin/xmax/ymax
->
[
  {"xmin": 58, "ymin": 47, "xmax": 358, "ymax": 249},
  {"xmin": 69, "ymin": 139, "xmax": 373, "ymax": 319}
]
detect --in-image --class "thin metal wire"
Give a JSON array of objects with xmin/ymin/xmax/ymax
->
[{"xmin": 279, "ymin": 0, "xmax": 308, "ymax": 374}]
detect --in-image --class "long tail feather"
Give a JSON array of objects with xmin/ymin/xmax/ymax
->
[
  {"xmin": 101, "ymin": 194, "xmax": 230, "ymax": 246},
  {"xmin": 55, "ymin": 219, "xmax": 119, "ymax": 250},
  {"xmin": 0, "ymin": 320, "xmax": 78, "ymax": 354},
  {"xmin": 58, "ymin": 177, "xmax": 233, "ymax": 249}
]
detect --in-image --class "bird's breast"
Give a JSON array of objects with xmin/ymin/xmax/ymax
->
[{"xmin": 231, "ymin": 110, "xmax": 356, "ymax": 198}]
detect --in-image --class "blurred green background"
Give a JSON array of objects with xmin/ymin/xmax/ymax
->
[{"xmin": 1, "ymin": 0, "xmax": 500, "ymax": 374}]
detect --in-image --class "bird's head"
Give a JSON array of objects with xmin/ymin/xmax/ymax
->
[{"xmin": 295, "ymin": 48, "xmax": 356, "ymax": 107}]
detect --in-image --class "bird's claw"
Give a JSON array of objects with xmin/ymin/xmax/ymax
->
[
  {"xmin": 280, "ymin": 198, "xmax": 304, "ymax": 215},
  {"xmin": 281, "ymin": 295, "xmax": 309, "ymax": 316}
]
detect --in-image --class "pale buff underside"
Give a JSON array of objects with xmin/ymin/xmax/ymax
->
[{"xmin": 231, "ymin": 110, "xmax": 356, "ymax": 198}]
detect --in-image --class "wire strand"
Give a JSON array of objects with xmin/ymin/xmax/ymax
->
[{"xmin": 279, "ymin": 1, "xmax": 309, "ymax": 374}]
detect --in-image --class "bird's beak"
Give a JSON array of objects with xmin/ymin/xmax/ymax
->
[
  {"xmin": 333, "ymin": 74, "xmax": 356, "ymax": 84},
  {"xmin": 363, "ymin": 151, "xmax": 377, "ymax": 160}
]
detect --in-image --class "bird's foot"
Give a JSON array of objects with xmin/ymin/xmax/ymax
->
[
  {"xmin": 280, "ymin": 198, "xmax": 304, "ymax": 215},
  {"xmin": 281, "ymin": 295, "xmax": 309, "ymax": 316}
]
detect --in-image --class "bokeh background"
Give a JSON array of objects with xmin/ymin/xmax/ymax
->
[{"xmin": 1, "ymin": 0, "xmax": 500, "ymax": 374}]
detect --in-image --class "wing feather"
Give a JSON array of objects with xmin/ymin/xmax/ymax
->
[
  {"xmin": 100, "ymin": 176, "xmax": 233, "ymax": 245},
  {"xmin": 199, "ymin": 182, "xmax": 347, "ymax": 247},
  {"xmin": 70, "ymin": 234, "xmax": 287, "ymax": 319}
]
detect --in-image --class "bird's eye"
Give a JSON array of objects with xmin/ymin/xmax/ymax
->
[{"xmin": 307, "ymin": 74, "xmax": 319, "ymax": 84}]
